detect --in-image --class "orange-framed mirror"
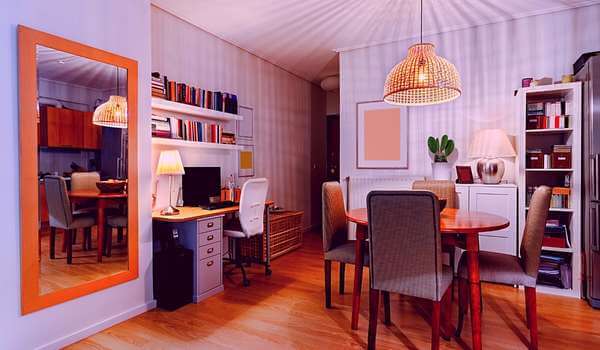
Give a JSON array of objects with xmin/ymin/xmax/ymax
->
[{"xmin": 18, "ymin": 25, "xmax": 139, "ymax": 314}]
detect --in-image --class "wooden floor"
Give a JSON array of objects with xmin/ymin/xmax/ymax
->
[
  {"xmin": 69, "ymin": 231, "xmax": 600, "ymax": 349},
  {"xmin": 39, "ymin": 228, "xmax": 128, "ymax": 294}
]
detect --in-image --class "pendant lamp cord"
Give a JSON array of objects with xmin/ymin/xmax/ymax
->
[{"xmin": 420, "ymin": 0, "xmax": 423, "ymax": 43}]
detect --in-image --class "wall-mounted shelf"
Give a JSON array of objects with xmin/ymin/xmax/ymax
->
[
  {"xmin": 525, "ymin": 207, "xmax": 573, "ymax": 213},
  {"xmin": 151, "ymin": 97, "xmax": 242, "ymax": 122},
  {"xmin": 152, "ymin": 137, "xmax": 244, "ymax": 151},
  {"xmin": 525, "ymin": 168, "xmax": 573, "ymax": 172},
  {"xmin": 526, "ymin": 128, "xmax": 573, "ymax": 134},
  {"xmin": 542, "ymin": 246, "xmax": 573, "ymax": 253}
]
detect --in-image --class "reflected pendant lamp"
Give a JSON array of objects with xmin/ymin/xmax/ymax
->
[
  {"xmin": 383, "ymin": 0, "xmax": 461, "ymax": 106},
  {"xmin": 93, "ymin": 68, "xmax": 128, "ymax": 128}
]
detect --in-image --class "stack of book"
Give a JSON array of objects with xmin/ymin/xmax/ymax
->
[
  {"xmin": 543, "ymin": 219, "xmax": 571, "ymax": 248},
  {"xmin": 553, "ymin": 144, "xmax": 572, "ymax": 153},
  {"xmin": 152, "ymin": 72, "xmax": 239, "ymax": 114},
  {"xmin": 151, "ymin": 115, "xmax": 171, "ymax": 138},
  {"xmin": 151, "ymin": 72, "xmax": 166, "ymax": 98},
  {"xmin": 526, "ymin": 101, "xmax": 571, "ymax": 129},
  {"xmin": 551, "ymin": 187, "xmax": 571, "ymax": 208},
  {"xmin": 538, "ymin": 253, "xmax": 572, "ymax": 289}
]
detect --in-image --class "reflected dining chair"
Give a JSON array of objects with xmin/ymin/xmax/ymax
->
[
  {"xmin": 104, "ymin": 215, "xmax": 127, "ymax": 257},
  {"xmin": 44, "ymin": 176, "xmax": 96, "ymax": 264},
  {"xmin": 366, "ymin": 190, "xmax": 453, "ymax": 350},
  {"xmin": 71, "ymin": 171, "xmax": 100, "ymax": 250},
  {"xmin": 322, "ymin": 181, "xmax": 368, "ymax": 309},
  {"xmin": 456, "ymin": 186, "xmax": 551, "ymax": 350}
]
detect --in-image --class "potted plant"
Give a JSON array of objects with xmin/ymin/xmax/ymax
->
[{"xmin": 427, "ymin": 134, "xmax": 455, "ymax": 180}]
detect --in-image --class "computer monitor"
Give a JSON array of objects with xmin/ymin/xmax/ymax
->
[{"xmin": 182, "ymin": 167, "xmax": 221, "ymax": 207}]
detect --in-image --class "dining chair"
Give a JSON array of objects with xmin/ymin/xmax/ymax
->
[
  {"xmin": 455, "ymin": 185, "xmax": 551, "ymax": 350},
  {"xmin": 366, "ymin": 190, "xmax": 453, "ymax": 350},
  {"xmin": 44, "ymin": 176, "xmax": 96, "ymax": 264},
  {"xmin": 104, "ymin": 215, "xmax": 127, "ymax": 257},
  {"xmin": 71, "ymin": 171, "xmax": 100, "ymax": 249},
  {"xmin": 223, "ymin": 178, "xmax": 269, "ymax": 287},
  {"xmin": 322, "ymin": 181, "xmax": 369, "ymax": 308}
]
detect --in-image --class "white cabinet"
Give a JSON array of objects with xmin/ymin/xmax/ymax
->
[{"xmin": 456, "ymin": 183, "xmax": 518, "ymax": 255}]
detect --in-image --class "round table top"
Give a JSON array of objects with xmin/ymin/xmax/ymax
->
[
  {"xmin": 346, "ymin": 208, "xmax": 509, "ymax": 234},
  {"xmin": 69, "ymin": 190, "xmax": 127, "ymax": 199}
]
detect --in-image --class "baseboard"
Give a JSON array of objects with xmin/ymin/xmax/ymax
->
[
  {"xmin": 193, "ymin": 285, "xmax": 224, "ymax": 303},
  {"xmin": 36, "ymin": 300, "xmax": 157, "ymax": 350}
]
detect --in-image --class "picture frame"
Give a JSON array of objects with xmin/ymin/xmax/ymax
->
[
  {"xmin": 237, "ymin": 105, "xmax": 254, "ymax": 142},
  {"xmin": 356, "ymin": 100, "xmax": 408, "ymax": 169},
  {"xmin": 238, "ymin": 144, "xmax": 255, "ymax": 177},
  {"xmin": 456, "ymin": 165, "xmax": 474, "ymax": 184}
]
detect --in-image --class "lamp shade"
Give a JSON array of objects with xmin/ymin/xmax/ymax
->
[
  {"xmin": 156, "ymin": 150, "xmax": 185, "ymax": 176},
  {"xmin": 469, "ymin": 129, "xmax": 516, "ymax": 158},
  {"xmin": 93, "ymin": 95, "xmax": 128, "ymax": 128},
  {"xmin": 384, "ymin": 43, "xmax": 461, "ymax": 106}
]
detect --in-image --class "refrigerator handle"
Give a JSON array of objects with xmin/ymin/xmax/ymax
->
[
  {"xmin": 594, "ymin": 154, "xmax": 600, "ymax": 201},
  {"xmin": 594, "ymin": 204, "xmax": 600, "ymax": 252}
]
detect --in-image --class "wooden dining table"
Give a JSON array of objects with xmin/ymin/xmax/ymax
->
[
  {"xmin": 346, "ymin": 207, "xmax": 509, "ymax": 350},
  {"xmin": 69, "ymin": 190, "xmax": 127, "ymax": 262}
]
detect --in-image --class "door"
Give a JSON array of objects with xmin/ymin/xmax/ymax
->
[
  {"xmin": 326, "ymin": 114, "xmax": 340, "ymax": 181},
  {"xmin": 469, "ymin": 186, "xmax": 517, "ymax": 255}
]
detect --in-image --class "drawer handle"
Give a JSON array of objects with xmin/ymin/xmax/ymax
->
[
  {"xmin": 207, "ymin": 248, "xmax": 214, "ymax": 254},
  {"xmin": 207, "ymin": 260, "xmax": 214, "ymax": 267},
  {"xmin": 207, "ymin": 235, "xmax": 214, "ymax": 241},
  {"xmin": 207, "ymin": 222, "xmax": 214, "ymax": 228}
]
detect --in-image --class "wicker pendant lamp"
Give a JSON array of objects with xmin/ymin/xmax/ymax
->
[
  {"xmin": 93, "ymin": 67, "xmax": 128, "ymax": 128},
  {"xmin": 383, "ymin": 0, "xmax": 461, "ymax": 106}
]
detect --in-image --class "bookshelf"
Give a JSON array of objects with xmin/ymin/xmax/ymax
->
[
  {"xmin": 151, "ymin": 137, "xmax": 244, "ymax": 150},
  {"xmin": 517, "ymin": 82, "xmax": 582, "ymax": 298},
  {"xmin": 151, "ymin": 97, "xmax": 243, "ymax": 122}
]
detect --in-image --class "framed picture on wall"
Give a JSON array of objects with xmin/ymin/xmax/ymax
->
[
  {"xmin": 237, "ymin": 106, "xmax": 254, "ymax": 142},
  {"xmin": 356, "ymin": 100, "xmax": 408, "ymax": 169},
  {"xmin": 238, "ymin": 144, "xmax": 255, "ymax": 177}
]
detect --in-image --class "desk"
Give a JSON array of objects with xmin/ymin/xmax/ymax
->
[
  {"xmin": 152, "ymin": 201, "xmax": 273, "ymax": 303},
  {"xmin": 69, "ymin": 190, "xmax": 127, "ymax": 262},
  {"xmin": 347, "ymin": 208, "xmax": 509, "ymax": 350}
]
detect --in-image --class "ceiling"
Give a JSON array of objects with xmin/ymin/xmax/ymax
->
[
  {"xmin": 36, "ymin": 45, "xmax": 125, "ymax": 90},
  {"xmin": 152, "ymin": 0, "xmax": 599, "ymax": 83}
]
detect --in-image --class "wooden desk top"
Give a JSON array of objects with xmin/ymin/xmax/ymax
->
[{"xmin": 152, "ymin": 200, "xmax": 274, "ymax": 223}]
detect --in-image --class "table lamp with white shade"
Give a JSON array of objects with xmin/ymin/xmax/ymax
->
[
  {"xmin": 156, "ymin": 150, "xmax": 185, "ymax": 215},
  {"xmin": 469, "ymin": 129, "xmax": 516, "ymax": 184}
]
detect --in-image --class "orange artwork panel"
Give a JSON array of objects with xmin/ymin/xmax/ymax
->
[{"xmin": 363, "ymin": 108, "xmax": 402, "ymax": 160}]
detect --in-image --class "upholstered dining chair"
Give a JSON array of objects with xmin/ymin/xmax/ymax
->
[
  {"xmin": 71, "ymin": 171, "xmax": 100, "ymax": 249},
  {"xmin": 456, "ymin": 186, "xmax": 551, "ymax": 350},
  {"xmin": 322, "ymin": 181, "xmax": 369, "ymax": 308},
  {"xmin": 44, "ymin": 176, "xmax": 96, "ymax": 264},
  {"xmin": 366, "ymin": 190, "xmax": 453, "ymax": 350}
]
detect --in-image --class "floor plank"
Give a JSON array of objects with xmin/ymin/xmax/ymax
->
[{"xmin": 69, "ymin": 231, "xmax": 600, "ymax": 349}]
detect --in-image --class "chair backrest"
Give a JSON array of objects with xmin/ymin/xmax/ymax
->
[
  {"xmin": 238, "ymin": 178, "xmax": 269, "ymax": 238},
  {"xmin": 367, "ymin": 190, "xmax": 445, "ymax": 301},
  {"xmin": 44, "ymin": 175, "xmax": 73, "ymax": 229},
  {"xmin": 322, "ymin": 182, "xmax": 348, "ymax": 253},
  {"xmin": 412, "ymin": 180, "xmax": 457, "ymax": 209},
  {"xmin": 520, "ymin": 186, "xmax": 552, "ymax": 278},
  {"xmin": 71, "ymin": 171, "xmax": 100, "ymax": 192}
]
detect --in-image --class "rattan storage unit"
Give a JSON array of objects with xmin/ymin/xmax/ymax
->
[{"xmin": 241, "ymin": 210, "xmax": 303, "ymax": 262}]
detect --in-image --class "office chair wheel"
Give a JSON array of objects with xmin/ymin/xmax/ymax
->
[
  {"xmin": 243, "ymin": 279, "xmax": 250, "ymax": 287},
  {"xmin": 265, "ymin": 268, "xmax": 272, "ymax": 276}
]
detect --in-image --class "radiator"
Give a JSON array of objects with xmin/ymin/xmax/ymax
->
[{"xmin": 344, "ymin": 175, "xmax": 424, "ymax": 210}]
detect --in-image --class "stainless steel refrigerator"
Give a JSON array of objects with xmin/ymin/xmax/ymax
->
[{"xmin": 576, "ymin": 54, "xmax": 600, "ymax": 308}]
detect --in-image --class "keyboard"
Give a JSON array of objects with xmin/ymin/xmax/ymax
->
[{"xmin": 202, "ymin": 201, "xmax": 236, "ymax": 210}]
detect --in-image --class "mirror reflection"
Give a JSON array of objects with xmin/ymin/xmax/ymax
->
[{"xmin": 36, "ymin": 45, "xmax": 129, "ymax": 295}]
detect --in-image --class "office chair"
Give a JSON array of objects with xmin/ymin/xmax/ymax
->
[{"xmin": 223, "ymin": 178, "xmax": 269, "ymax": 286}]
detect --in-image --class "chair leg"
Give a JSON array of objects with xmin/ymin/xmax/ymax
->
[
  {"xmin": 86, "ymin": 228, "xmax": 92, "ymax": 250},
  {"xmin": 525, "ymin": 287, "xmax": 538, "ymax": 350},
  {"xmin": 234, "ymin": 238, "xmax": 249, "ymax": 287},
  {"xmin": 325, "ymin": 260, "xmax": 332, "ymax": 308},
  {"xmin": 448, "ymin": 247, "xmax": 456, "ymax": 302},
  {"xmin": 432, "ymin": 300, "xmax": 441, "ymax": 350},
  {"xmin": 105, "ymin": 227, "xmax": 113, "ymax": 257},
  {"xmin": 382, "ymin": 291, "xmax": 391, "ymax": 325},
  {"xmin": 456, "ymin": 277, "xmax": 469, "ymax": 337},
  {"xmin": 66, "ymin": 229, "xmax": 73, "ymax": 264},
  {"xmin": 441, "ymin": 287, "xmax": 452, "ymax": 341},
  {"xmin": 368, "ymin": 288, "xmax": 380, "ymax": 350},
  {"xmin": 50, "ymin": 227, "xmax": 56, "ymax": 259},
  {"xmin": 117, "ymin": 227, "xmax": 124, "ymax": 243},
  {"xmin": 72, "ymin": 229, "xmax": 77, "ymax": 245},
  {"xmin": 339, "ymin": 262, "xmax": 345, "ymax": 295}
]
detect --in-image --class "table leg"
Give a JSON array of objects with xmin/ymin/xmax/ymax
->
[
  {"xmin": 97, "ymin": 200, "xmax": 105, "ymax": 263},
  {"xmin": 466, "ymin": 234, "xmax": 482, "ymax": 350},
  {"xmin": 351, "ymin": 225, "xmax": 366, "ymax": 330}
]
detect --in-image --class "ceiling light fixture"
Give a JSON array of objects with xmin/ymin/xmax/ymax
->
[
  {"xmin": 383, "ymin": 0, "xmax": 461, "ymax": 106},
  {"xmin": 93, "ymin": 67, "xmax": 128, "ymax": 128}
]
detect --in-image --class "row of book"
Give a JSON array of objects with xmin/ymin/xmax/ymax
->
[
  {"xmin": 526, "ymin": 186, "xmax": 570, "ymax": 209},
  {"xmin": 151, "ymin": 115, "xmax": 235, "ymax": 144},
  {"xmin": 527, "ymin": 115, "xmax": 570, "ymax": 129},
  {"xmin": 526, "ymin": 101, "xmax": 572, "ymax": 129},
  {"xmin": 151, "ymin": 72, "xmax": 239, "ymax": 114},
  {"xmin": 538, "ymin": 253, "xmax": 572, "ymax": 289},
  {"xmin": 543, "ymin": 219, "xmax": 571, "ymax": 248}
]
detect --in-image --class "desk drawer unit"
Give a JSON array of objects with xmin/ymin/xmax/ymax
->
[{"xmin": 198, "ymin": 254, "xmax": 222, "ymax": 293}]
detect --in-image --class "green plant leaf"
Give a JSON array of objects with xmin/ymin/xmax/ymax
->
[
  {"xmin": 440, "ymin": 135, "xmax": 448, "ymax": 151},
  {"xmin": 445, "ymin": 140, "xmax": 455, "ymax": 157},
  {"xmin": 427, "ymin": 136, "xmax": 438, "ymax": 154}
]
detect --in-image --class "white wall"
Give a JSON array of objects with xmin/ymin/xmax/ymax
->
[
  {"xmin": 0, "ymin": 1, "xmax": 153, "ymax": 349},
  {"xmin": 151, "ymin": 6, "xmax": 326, "ymax": 228},
  {"xmin": 339, "ymin": 5, "xmax": 600, "ymax": 183}
]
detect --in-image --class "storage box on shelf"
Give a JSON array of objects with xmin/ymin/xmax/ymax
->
[{"xmin": 517, "ymin": 82, "xmax": 582, "ymax": 298}]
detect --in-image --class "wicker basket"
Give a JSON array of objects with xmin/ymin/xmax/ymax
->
[{"xmin": 240, "ymin": 210, "xmax": 303, "ymax": 262}]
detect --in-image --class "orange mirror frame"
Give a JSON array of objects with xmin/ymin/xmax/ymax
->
[{"xmin": 18, "ymin": 25, "xmax": 139, "ymax": 314}]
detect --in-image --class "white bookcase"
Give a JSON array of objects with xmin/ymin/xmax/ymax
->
[{"xmin": 517, "ymin": 82, "xmax": 582, "ymax": 298}]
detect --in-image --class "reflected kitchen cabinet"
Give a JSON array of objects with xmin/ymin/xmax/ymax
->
[{"xmin": 39, "ymin": 106, "xmax": 101, "ymax": 150}]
